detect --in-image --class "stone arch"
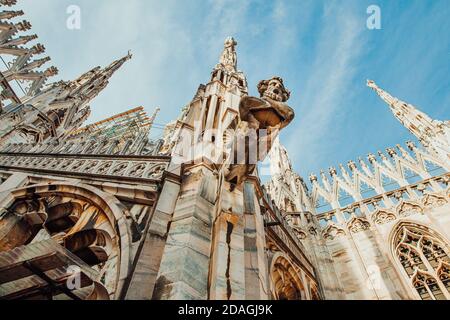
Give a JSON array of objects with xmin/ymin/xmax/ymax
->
[
  {"xmin": 395, "ymin": 200, "xmax": 423, "ymax": 217},
  {"xmin": 422, "ymin": 192, "xmax": 447, "ymax": 208},
  {"xmin": 389, "ymin": 220, "xmax": 450, "ymax": 300},
  {"xmin": 371, "ymin": 208, "xmax": 396, "ymax": 225},
  {"xmin": 269, "ymin": 252, "xmax": 305, "ymax": 300},
  {"xmin": 0, "ymin": 182, "xmax": 132, "ymax": 300},
  {"xmin": 347, "ymin": 216, "xmax": 371, "ymax": 233},
  {"xmin": 322, "ymin": 223, "xmax": 346, "ymax": 240}
]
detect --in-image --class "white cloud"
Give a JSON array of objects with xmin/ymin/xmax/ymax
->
[
  {"xmin": 17, "ymin": 0, "xmax": 443, "ymax": 176},
  {"xmin": 286, "ymin": 2, "xmax": 365, "ymax": 172}
]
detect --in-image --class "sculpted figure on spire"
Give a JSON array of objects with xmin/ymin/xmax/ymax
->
[
  {"xmin": 219, "ymin": 36, "xmax": 237, "ymax": 70},
  {"xmin": 225, "ymin": 76, "xmax": 295, "ymax": 187},
  {"xmin": 240, "ymin": 76, "xmax": 293, "ymax": 131}
]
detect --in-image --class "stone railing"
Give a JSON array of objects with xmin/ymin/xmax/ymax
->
[
  {"xmin": 1, "ymin": 137, "xmax": 164, "ymax": 157},
  {"xmin": 309, "ymin": 142, "xmax": 450, "ymax": 215},
  {"xmin": 315, "ymin": 173, "xmax": 450, "ymax": 240},
  {"xmin": 0, "ymin": 152, "xmax": 170, "ymax": 182}
]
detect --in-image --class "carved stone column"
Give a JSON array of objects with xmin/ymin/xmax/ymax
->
[
  {"xmin": 152, "ymin": 164, "xmax": 218, "ymax": 299},
  {"xmin": 242, "ymin": 181, "xmax": 270, "ymax": 299},
  {"xmin": 208, "ymin": 182, "xmax": 246, "ymax": 299},
  {"xmin": 124, "ymin": 177, "xmax": 181, "ymax": 299}
]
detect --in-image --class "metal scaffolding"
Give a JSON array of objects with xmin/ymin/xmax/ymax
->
[{"xmin": 67, "ymin": 106, "xmax": 160, "ymax": 148}]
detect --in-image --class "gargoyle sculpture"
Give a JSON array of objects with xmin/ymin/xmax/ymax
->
[{"xmin": 225, "ymin": 77, "xmax": 295, "ymax": 188}]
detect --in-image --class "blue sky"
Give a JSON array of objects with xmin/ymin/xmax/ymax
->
[{"xmin": 15, "ymin": 0, "xmax": 450, "ymax": 179}]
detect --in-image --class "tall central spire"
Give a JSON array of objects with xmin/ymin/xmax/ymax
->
[{"xmin": 219, "ymin": 36, "xmax": 237, "ymax": 71}]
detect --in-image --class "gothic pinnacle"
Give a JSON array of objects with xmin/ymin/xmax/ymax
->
[
  {"xmin": 219, "ymin": 36, "xmax": 237, "ymax": 71},
  {"xmin": 329, "ymin": 167, "xmax": 337, "ymax": 176},
  {"xmin": 16, "ymin": 20, "xmax": 31, "ymax": 31},
  {"xmin": 347, "ymin": 160, "xmax": 357, "ymax": 171},
  {"xmin": 104, "ymin": 51, "xmax": 132, "ymax": 76},
  {"xmin": 367, "ymin": 153, "xmax": 377, "ymax": 164},
  {"xmin": 386, "ymin": 147, "xmax": 397, "ymax": 157},
  {"xmin": 406, "ymin": 141, "xmax": 416, "ymax": 151},
  {"xmin": 367, "ymin": 79, "xmax": 397, "ymax": 106},
  {"xmin": 0, "ymin": 9, "xmax": 24, "ymax": 19},
  {"xmin": 0, "ymin": 0, "xmax": 18, "ymax": 7}
]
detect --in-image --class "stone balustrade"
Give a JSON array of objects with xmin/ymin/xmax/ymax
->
[
  {"xmin": 0, "ymin": 152, "xmax": 170, "ymax": 182},
  {"xmin": 314, "ymin": 173, "xmax": 450, "ymax": 240}
]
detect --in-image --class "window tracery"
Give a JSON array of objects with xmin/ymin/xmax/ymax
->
[{"xmin": 393, "ymin": 223, "xmax": 450, "ymax": 300}]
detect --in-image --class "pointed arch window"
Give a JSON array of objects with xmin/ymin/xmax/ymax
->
[{"xmin": 393, "ymin": 224, "xmax": 450, "ymax": 300}]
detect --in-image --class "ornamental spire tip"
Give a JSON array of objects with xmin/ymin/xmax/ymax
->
[
  {"xmin": 366, "ymin": 79, "xmax": 378, "ymax": 90},
  {"xmin": 219, "ymin": 36, "xmax": 237, "ymax": 70}
]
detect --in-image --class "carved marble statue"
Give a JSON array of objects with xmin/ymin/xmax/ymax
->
[
  {"xmin": 219, "ymin": 37, "xmax": 238, "ymax": 70},
  {"xmin": 225, "ymin": 77, "xmax": 295, "ymax": 187},
  {"xmin": 240, "ymin": 76, "xmax": 294, "ymax": 131}
]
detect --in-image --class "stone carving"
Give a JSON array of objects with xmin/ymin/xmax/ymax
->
[
  {"xmin": 48, "ymin": 159, "xmax": 60, "ymax": 170},
  {"xmin": 97, "ymin": 161, "xmax": 113, "ymax": 174},
  {"xmin": 240, "ymin": 77, "xmax": 293, "ymax": 131},
  {"xmin": 271, "ymin": 255, "xmax": 304, "ymax": 300},
  {"xmin": 219, "ymin": 37, "xmax": 237, "ymax": 70},
  {"xmin": 84, "ymin": 160, "xmax": 99, "ymax": 173},
  {"xmin": 0, "ymin": 154, "xmax": 168, "ymax": 181},
  {"xmin": 371, "ymin": 209, "xmax": 396, "ymax": 225},
  {"xmin": 0, "ymin": 11, "xmax": 448, "ymax": 301},
  {"xmin": 368, "ymin": 80, "xmax": 450, "ymax": 165},
  {"xmin": 0, "ymin": 188, "xmax": 122, "ymax": 299},
  {"xmin": 225, "ymin": 77, "xmax": 295, "ymax": 187},
  {"xmin": 308, "ymin": 226, "xmax": 317, "ymax": 236},
  {"xmin": 60, "ymin": 159, "xmax": 74, "ymax": 170},
  {"xmin": 257, "ymin": 77, "xmax": 291, "ymax": 104},
  {"xmin": 147, "ymin": 164, "xmax": 165, "ymax": 179},
  {"xmin": 416, "ymin": 183, "xmax": 427, "ymax": 193},
  {"xmin": 396, "ymin": 200, "xmax": 423, "ymax": 217},
  {"xmin": 293, "ymin": 228, "xmax": 307, "ymax": 240},
  {"xmin": 393, "ymin": 223, "xmax": 450, "ymax": 300},
  {"xmin": 322, "ymin": 224, "xmax": 346, "ymax": 240},
  {"xmin": 348, "ymin": 216, "xmax": 371, "ymax": 233},
  {"xmin": 111, "ymin": 162, "xmax": 129, "ymax": 175},
  {"xmin": 422, "ymin": 193, "xmax": 447, "ymax": 208},
  {"xmin": 71, "ymin": 160, "xmax": 86, "ymax": 171},
  {"xmin": 128, "ymin": 163, "xmax": 147, "ymax": 177}
]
